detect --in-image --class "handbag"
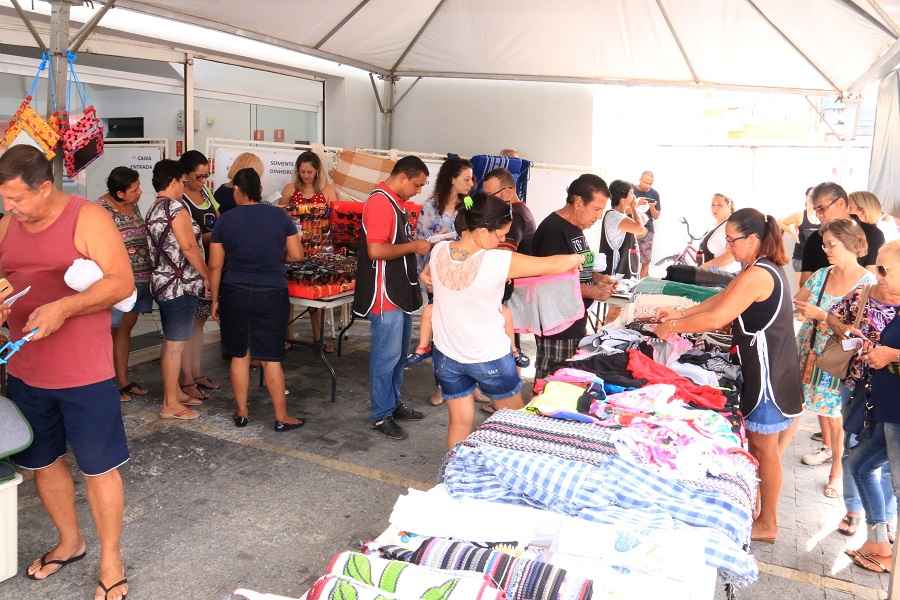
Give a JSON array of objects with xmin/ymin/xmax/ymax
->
[
  {"xmin": 62, "ymin": 52, "xmax": 104, "ymax": 178},
  {"xmin": 843, "ymin": 369, "xmax": 873, "ymax": 435},
  {"xmin": 801, "ymin": 270, "xmax": 830, "ymax": 384},
  {"xmin": 1, "ymin": 52, "xmax": 61, "ymax": 160},
  {"xmin": 816, "ymin": 284, "xmax": 872, "ymax": 378}
]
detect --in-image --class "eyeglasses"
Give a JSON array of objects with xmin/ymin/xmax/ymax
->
[
  {"xmin": 813, "ymin": 197, "xmax": 839, "ymax": 214},
  {"xmin": 877, "ymin": 265, "xmax": 890, "ymax": 277},
  {"xmin": 725, "ymin": 234, "xmax": 749, "ymax": 245},
  {"xmin": 821, "ymin": 241, "xmax": 842, "ymax": 252}
]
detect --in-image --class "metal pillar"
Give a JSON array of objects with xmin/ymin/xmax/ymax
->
[
  {"xmin": 48, "ymin": 1, "xmax": 71, "ymax": 185},
  {"xmin": 384, "ymin": 76, "xmax": 395, "ymax": 150},
  {"xmin": 183, "ymin": 53, "xmax": 195, "ymax": 152}
]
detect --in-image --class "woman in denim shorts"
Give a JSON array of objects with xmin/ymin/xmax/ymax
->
[{"xmin": 425, "ymin": 192, "xmax": 584, "ymax": 448}]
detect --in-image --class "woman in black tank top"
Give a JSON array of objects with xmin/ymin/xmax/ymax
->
[{"xmin": 654, "ymin": 208, "xmax": 801, "ymax": 545}]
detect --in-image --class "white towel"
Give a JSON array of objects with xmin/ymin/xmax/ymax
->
[{"xmin": 64, "ymin": 258, "xmax": 137, "ymax": 312}]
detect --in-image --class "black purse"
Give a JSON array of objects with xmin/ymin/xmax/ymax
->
[{"xmin": 843, "ymin": 368, "xmax": 873, "ymax": 435}]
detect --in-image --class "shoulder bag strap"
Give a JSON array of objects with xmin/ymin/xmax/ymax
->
[
  {"xmin": 807, "ymin": 268, "xmax": 831, "ymax": 349},
  {"xmin": 852, "ymin": 285, "xmax": 874, "ymax": 331}
]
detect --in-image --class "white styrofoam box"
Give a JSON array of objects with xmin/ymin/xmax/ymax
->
[{"xmin": 0, "ymin": 473, "xmax": 23, "ymax": 583}]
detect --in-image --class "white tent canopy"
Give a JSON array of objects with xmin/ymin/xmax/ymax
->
[{"xmin": 109, "ymin": 0, "xmax": 900, "ymax": 95}]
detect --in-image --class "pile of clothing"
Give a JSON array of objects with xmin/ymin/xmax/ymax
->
[{"xmin": 438, "ymin": 321, "xmax": 758, "ymax": 587}]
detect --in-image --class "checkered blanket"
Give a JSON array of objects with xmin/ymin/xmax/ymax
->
[
  {"xmin": 329, "ymin": 150, "xmax": 396, "ymax": 202},
  {"xmin": 443, "ymin": 443, "xmax": 758, "ymax": 587}
]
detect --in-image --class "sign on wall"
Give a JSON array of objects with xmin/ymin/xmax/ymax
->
[
  {"xmin": 212, "ymin": 146, "xmax": 305, "ymax": 204},
  {"xmin": 85, "ymin": 143, "xmax": 164, "ymax": 215}
]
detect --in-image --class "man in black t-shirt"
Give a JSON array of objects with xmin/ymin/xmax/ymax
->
[
  {"xmin": 530, "ymin": 174, "xmax": 615, "ymax": 382},
  {"xmin": 801, "ymin": 182, "xmax": 884, "ymax": 287},
  {"xmin": 482, "ymin": 167, "xmax": 536, "ymax": 254}
]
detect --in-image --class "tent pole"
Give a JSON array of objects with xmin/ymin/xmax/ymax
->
[
  {"xmin": 68, "ymin": 0, "xmax": 116, "ymax": 53},
  {"xmin": 183, "ymin": 53, "xmax": 195, "ymax": 152},
  {"xmin": 391, "ymin": 77, "xmax": 422, "ymax": 110},
  {"xmin": 48, "ymin": 0, "xmax": 70, "ymax": 187},
  {"xmin": 385, "ymin": 76, "xmax": 395, "ymax": 150},
  {"xmin": 391, "ymin": 0, "xmax": 448, "ymax": 72},
  {"xmin": 832, "ymin": 0, "xmax": 898, "ymax": 38},
  {"xmin": 744, "ymin": 0, "xmax": 843, "ymax": 94},
  {"xmin": 804, "ymin": 96, "xmax": 843, "ymax": 140},
  {"xmin": 655, "ymin": 0, "xmax": 699, "ymax": 83},
  {"xmin": 848, "ymin": 36, "xmax": 900, "ymax": 95},
  {"xmin": 9, "ymin": 0, "xmax": 47, "ymax": 51},
  {"xmin": 866, "ymin": 0, "xmax": 900, "ymax": 37},
  {"xmin": 314, "ymin": 0, "xmax": 371, "ymax": 49}
]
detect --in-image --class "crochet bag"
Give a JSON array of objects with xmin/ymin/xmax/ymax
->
[
  {"xmin": 1, "ymin": 53, "xmax": 61, "ymax": 160},
  {"xmin": 62, "ymin": 52, "xmax": 104, "ymax": 177}
]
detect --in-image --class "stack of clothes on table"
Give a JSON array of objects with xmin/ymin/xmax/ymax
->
[{"xmin": 437, "ymin": 322, "xmax": 758, "ymax": 589}]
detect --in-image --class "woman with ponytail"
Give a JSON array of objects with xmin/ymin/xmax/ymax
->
[
  {"xmin": 421, "ymin": 192, "xmax": 585, "ymax": 448},
  {"xmin": 655, "ymin": 208, "xmax": 802, "ymax": 543}
]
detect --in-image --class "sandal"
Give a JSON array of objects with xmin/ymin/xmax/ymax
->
[
  {"xmin": 852, "ymin": 551, "xmax": 892, "ymax": 573},
  {"xmin": 404, "ymin": 347, "xmax": 432, "ymax": 367},
  {"xmin": 97, "ymin": 571, "xmax": 128, "ymax": 599},
  {"xmin": 480, "ymin": 403, "xmax": 497, "ymax": 415},
  {"xmin": 194, "ymin": 376, "xmax": 220, "ymax": 391},
  {"xmin": 25, "ymin": 547, "xmax": 87, "ymax": 580},
  {"xmin": 181, "ymin": 384, "xmax": 209, "ymax": 402},
  {"xmin": 159, "ymin": 408, "xmax": 199, "ymax": 420},
  {"xmin": 838, "ymin": 513, "xmax": 861, "ymax": 536},
  {"xmin": 513, "ymin": 350, "xmax": 531, "ymax": 368},
  {"xmin": 824, "ymin": 483, "xmax": 840, "ymax": 498},
  {"xmin": 119, "ymin": 382, "xmax": 147, "ymax": 397}
]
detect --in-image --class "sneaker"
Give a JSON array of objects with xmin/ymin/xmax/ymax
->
[
  {"xmin": 801, "ymin": 447, "xmax": 833, "ymax": 466},
  {"xmin": 394, "ymin": 402, "xmax": 424, "ymax": 421},
  {"xmin": 372, "ymin": 416, "xmax": 408, "ymax": 440},
  {"xmin": 811, "ymin": 431, "xmax": 824, "ymax": 442}
]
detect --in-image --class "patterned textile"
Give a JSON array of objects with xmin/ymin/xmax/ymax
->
[
  {"xmin": 145, "ymin": 196, "xmax": 205, "ymax": 301},
  {"xmin": 317, "ymin": 551, "xmax": 506, "ymax": 600},
  {"xmin": 97, "ymin": 197, "xmax": 152, "ymax": 283},
  {"xmin": 442, "ymin": 443, "xmax": 757, "ymax": 586},
  {"xmin": 534, "ymin": 336, "xmax": 581, "ymax": 381},
  {"xmin": 329, "ymin": 150, "xmax": 396, "ymax": 202},
  {"xmin": 627, "ymin": 349, "xmax": 726, "ymax": 410},
  {"xmin": 379, "ymin": 538, "xmax": 592, "ymax": 600},
  {"xmin": 831, "ymin": 285, "xmax": 900, "ymax": 386},
  {"xmin": 632, "ymin": 277, "xmax": 721, "ymax": 303},
  {"xmin": 415, "ymin": 199, "xmax": 458, "ymax": 272},
  {"xmin": 306, "ymin": 574, "xmax": 506, "ymax": 600},
  {"xmin": 637, "ymin": 228, "xmax": 654, "ymax": 267},
  {"xmin": 471, "ymin": 155, "xmax": 532, "ymax": 201}
]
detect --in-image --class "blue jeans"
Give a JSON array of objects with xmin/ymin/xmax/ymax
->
[
  {"xmin": 848, "ymin": 423, "xmax": 895, "ymax": 524},
  {"xmin": 843, "ymin": 430, "xmax": 896, "ymax": 518},
  {"xmin": 884, "ymin": 423, "xmax": 900, "ymax": 508},
  {"xmin": 367, "ymin": 310, "xmax": 411, "ymax": 423},
  {"xmin": 841, "ymin": 384, "xmax": 897, "ymax": 520}
]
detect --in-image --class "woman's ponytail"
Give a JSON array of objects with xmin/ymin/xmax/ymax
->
[{"xmin": 728, "ymin": 208, "xmax": 788, "ymax": 266}]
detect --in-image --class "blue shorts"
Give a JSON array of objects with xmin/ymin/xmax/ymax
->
[
  {"xmin": 746, "ymin": 391, "xmax": 794, "ymax": 434},
  {"xmin": 111, "ymin": 282, "xmax": 154, "ymax": 328},
  {"xmin": 9, "ymin": 376, "xmax": 129, "ymax": 476},
  {"xmin": 157, "ymin": 294, "xmax": 199, "ymax": 341},
  {"xmin": 432, "ymin": 347, "xmax": 522, "ymax": 402}
]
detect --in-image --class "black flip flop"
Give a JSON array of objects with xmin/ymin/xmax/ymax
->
[
  {"xmin": 25, "ymin": 549, "xmax": 87, "ymax": 581},
  {"xmin": 194, "ymin": 376, "xmax": 220, "ymax": 391},
  {"xmin": 98, "ymin": 575, "xmax": 128, "ymax": 599},
  {"xmin": 118, "ymin": 382, "xmax": 147, "ymax": 397}
]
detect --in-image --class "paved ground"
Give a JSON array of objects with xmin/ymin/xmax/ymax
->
[{"xmin": 0, "ymin": 315, "xmax": 893, "ymax": 599}]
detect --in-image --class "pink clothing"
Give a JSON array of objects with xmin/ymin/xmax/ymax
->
[
  {"xmin": 0, "ymin": 196, "xmax": 113, "ymax": 388},
  {"xmin": 507, "ymin": 270, "xmax": 584, "ymax": 335}
]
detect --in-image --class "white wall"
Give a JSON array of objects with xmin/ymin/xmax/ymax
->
[
  {"xmin": 389, "ymin": 78, "xmax": 594, "ymax": 165},
  {"xmin": 324, "ymin": 71, "xmax": 378, "ymax": 149}
]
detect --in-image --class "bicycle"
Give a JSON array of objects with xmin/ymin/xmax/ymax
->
[{"xmin": 654, "ymin": 217, "xmax": 702, "ymax": 268}]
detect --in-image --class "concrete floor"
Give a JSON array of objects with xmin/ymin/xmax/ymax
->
[{"xmin": 0, "ymin": 315, "xmax": 893, "ymax": 600}]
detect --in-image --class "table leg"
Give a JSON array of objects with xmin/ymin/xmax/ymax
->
[
  {"xmin": 317, "ymin": 307, "xmax": 337, "ymax": 403},
  {"xmin": 337, "ymin": 314, "xmax": 356, "ymax": 357}
]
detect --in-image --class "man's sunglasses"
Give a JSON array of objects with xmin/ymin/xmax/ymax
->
[{"xmin": 877, "ymin": 265, "xmax": 890, "ymax": 277}]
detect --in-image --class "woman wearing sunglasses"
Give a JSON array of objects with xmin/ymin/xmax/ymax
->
[
  {"xmin": 178, "ymin": 150, "xmax": 221, "ymax": 402},
  {"xmin": 824, "ymin": 240, "xmax": 900, "ymax": 573},
  {"xmin": 655, "ymin": 208, "xmax": 802, "ymax": 544}
]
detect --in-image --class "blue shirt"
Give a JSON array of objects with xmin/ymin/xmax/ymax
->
[
  {"xmin": 872, "ymin": 314, "xmax": 900, "ymax": 424},
  {"xmin": 211, "ymin": 203, "xmax": 298, "ymax": 289}
]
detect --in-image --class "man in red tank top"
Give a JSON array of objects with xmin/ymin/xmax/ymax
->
[{"xmin": 0, "ymin": 146, "xmax": 134, "ymax": 600}]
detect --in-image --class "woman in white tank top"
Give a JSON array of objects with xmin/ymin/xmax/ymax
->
[{"xmin": 425, "ymin": 192, "xmax": 585, "ymax": 448}]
